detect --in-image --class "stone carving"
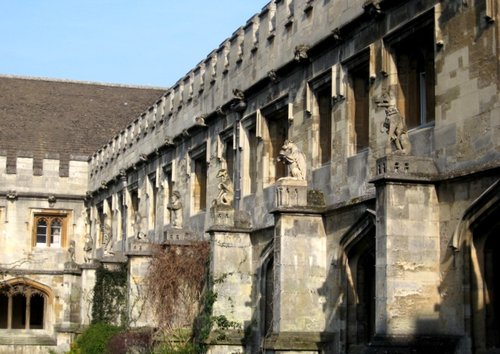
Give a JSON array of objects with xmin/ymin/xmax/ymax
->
[
  {"xmin": 376, "ymin": 92, "xmax": 412, "ymax": 155},
  {"xmin": 277, "ymin": 140, "xmax": 307, "ymax": 180},
  {"xmin": 83, "ymin": 233, "xmax": 93, "ymax": 263},
  {"xmin": 294, "ymin": 45, "xmax": 310, "ymax": 62},
  {"xmin": 133, "ymin": 211, "xmax": 147, "ymax": 240},
  {"xmin": 6, "ymin": 190, "xmax": 17, "ymax": 201},
  {"xmin": 268, "ymin": 70, "xmax": 279, "ymax": 83},
  {"xmin": 102, "ymin": 224, "xmax": 115, "ymax": 256},
  {"xmin": 231, "ymin": 89, "xmax": 247, "ymax": 112},
  {"xmin": 48, "ymin": 195, "xmax": 56, "ymax": 207},
  {"xmin": 214, "ymin": 169, "xmax": 234, "ymax": 206},
  {"xmin": 195, "ymin": 114, "xmax": 207, "ymax": 127},
  {"xmin": 167, "ymin": 191, "xmax": 183, "ymax": 229},
  {"xmin": 68, "ymin": 240, "xmax": 76, "ymax": 263}
]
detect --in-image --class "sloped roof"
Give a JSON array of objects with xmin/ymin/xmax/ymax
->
[{"xmin": 0, "ymin": 76, "xmax": 165, "ymax": 171}]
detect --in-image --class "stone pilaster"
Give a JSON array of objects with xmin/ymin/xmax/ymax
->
[{"xmin": 371, "ymin": 155, "xmax": 441, "ymax": 337}]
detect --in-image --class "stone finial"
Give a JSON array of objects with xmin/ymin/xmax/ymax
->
[
  {"xmin": 277, "ymin": 140, "xmax": 307, "ymax": 180},
  {"xmin": 214, "ymin": 169, "xmax": 234, "ymax": 207},
  {"xmin": 294, "ymin": 45, "xmax": 310, "ymax": 62},
  {"xmin": 167, "ymin": 191, "xmax": 183, "ymax": 229},
  {"xmin": 375, "ymin": 91, "xmax": 412, "ymax": 155}
]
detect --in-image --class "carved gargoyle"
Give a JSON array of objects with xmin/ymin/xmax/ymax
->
[
  {"xmin": 277, "ymin": 140, "xmax": 307, "ymax": 180},
  {"xmin": 294, "ymin": 45, "xmax": 310, "ymax": 62},
  {"xmin": 83, "ymin": 233, "xmax": 93, "ymax": 263},
  {"xmin": 375, "ymin": 91, "xmax": 412, "ymax": 155},
  {"xmin": 102, "ymin": 224, "xmax": 115, "ymax": 256}
]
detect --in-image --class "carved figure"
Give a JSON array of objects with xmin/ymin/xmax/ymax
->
[
  {"xmin": 102, "ymin": 224, "xmax": 114, "ymax": 256},
  {"xmin": 376, "ymin": 92, "xmax": 412, "ymax": 155},
  {"xmin": 83, "ymin": 233, "xmax": 93, "ymax": 263},
  {"xmin": 68, "ymin": 240, "xmax": 76, "ymax": 263},
  {"xmin": 133, "ymin": 211, "xmax": 147, "ymax": 240},
  {"xmin": 294, "ymin": 45, "xmax": 310, "ymax": 62},
  {"xmin": 214, "ymin": 169, "xmax": 234, "ymax": 206},
  {"xmin": 167, "ymin": 191, "xmax": 183, "ymax": 229},
  {"xmin": 277, "ymin": 140, "xmax": 307, "ymax": 180}
]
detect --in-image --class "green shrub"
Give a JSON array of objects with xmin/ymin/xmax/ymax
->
[{"xmin": 74, "ymin": 322, "xmax": 122, "ymax": 354}]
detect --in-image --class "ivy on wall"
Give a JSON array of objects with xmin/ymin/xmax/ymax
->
[{"xmin": 92, "ymin": 263, "xmax": 128, "ymax": 325}]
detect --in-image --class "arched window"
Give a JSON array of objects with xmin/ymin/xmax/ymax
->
[
  {"xmin": 0, "ymin": 282, "xmax": 48, "ymax": 330},
  {"xmin": 33, "ymin": 213, "xmax": 67, "ymax": 247}
]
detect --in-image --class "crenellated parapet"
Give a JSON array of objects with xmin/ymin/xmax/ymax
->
[
  {"xmin": 88, "ymin": 0, "xmax": 370, "ymax": 188},
  {"xmin": 0, "ymin": 153, "xmax": 89, "ymax": 196}
]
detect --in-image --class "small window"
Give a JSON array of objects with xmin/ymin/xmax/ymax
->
[
  {"xmin": 264, "ymin": 106, "xmax": 289, "ymax": 185},
  {"xmin": 33, "ymin": 214, "xmax": 67, "ymax": 248},
  {"xmin": 348, "ymin": 59, "xmax": 370, "ymax": 153},
  {"xmin": 316, "ymin": 84, "xmax": 333, "ymax": 164}
]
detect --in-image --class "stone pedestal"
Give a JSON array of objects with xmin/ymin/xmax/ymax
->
[
  {"xmin": 210, "ymin": 204, "xmax": 235, "ymax": 227},
  {"xmin": 208, "ymin": 226, "xmax": 253, "ymax": 351},
  {"xmin": 80, "ymin": 262, "xmax": 100, "ymax": 325},
  {"xmin": 371, "ymin": 155, "xmax": 441, "ymax": 337},
  {"xmin": 275, "ymin": 178, "xmax": 308, "ymax": 208},
  {"xmin": 268, "ymin": 209, "xmax": 329, "ymax": 352}
]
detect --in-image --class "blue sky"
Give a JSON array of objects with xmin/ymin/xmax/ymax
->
[{"xmin": 0, "ymin": 1, "xmax": 270, "ymax": 87}]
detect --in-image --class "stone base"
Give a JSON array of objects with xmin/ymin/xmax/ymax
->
[
  {"xmin": 275, "ymin": 178, "xmax": 308, "ymax": 207},
  {"xmin": 163, "ymin": 227, "xmax": 198, "ymax": 245},
  {"xmin": 127, "ymin": 240, "xmax": 153, "ymax": 255},
  {"xmin": 372, "ymin": 155, "xmax": 438, "ymax": 182},
  {"xmin": 210, "ymin": 204, "xmax": 235, "ymax": 227}
]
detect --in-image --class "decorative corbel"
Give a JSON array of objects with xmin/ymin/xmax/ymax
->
[
  {"xmin": 363, "ymin": 0, "xmax": 384, "ymax": 19},
  {"xmin": 6, "ymin": 190, "xmax": 17, "ymax": 202},
  {"xmin": 294, "ymin": 45, "xmax": 310, "ymax": 63},
  {"xmin": 268, "ymin": 70, "xmax": 279, "ymax": 83},
  {"xmin": 195, "ymin": 114, "xmax": 207, "ymax": 127},
  {"xmin": 48, "ymin": 195, "xmax": 56, "ymax": 207}
]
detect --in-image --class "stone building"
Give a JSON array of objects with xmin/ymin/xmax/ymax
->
[{"xmin": 1, "ymin": 0, "xmax": 499, "ymax": 353}]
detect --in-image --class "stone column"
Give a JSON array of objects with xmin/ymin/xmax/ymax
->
[
  {"xmin": 371, "ymin": 155, "xmax": 441, "ymax": 338},
  {"xmin": 208, "ymin": 225, "xmax": 253, "ymax": 353},
  {"xmin": 266, "ymin": 179, "xmax": 331, "ymax": 352}
]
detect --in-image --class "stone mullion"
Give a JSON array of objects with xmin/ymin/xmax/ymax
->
[{"xmin": 7, "ymin": 294, "xmax": 12, "ymax": 329}]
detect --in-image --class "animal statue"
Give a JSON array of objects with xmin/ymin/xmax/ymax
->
[
  {"xmin": 277, "ymin": 140, "xmax": 307, "ymax": 180},
  {"xmin": 214, "ymin": 169, "xmax": 234, "ymax": 206},
  {"xmin": 376, "ymin": 91, "xmax": 412, "ymax": 155}
]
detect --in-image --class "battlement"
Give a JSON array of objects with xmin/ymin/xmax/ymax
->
[
  {"xmin": 0, "ymin": 153, "xmax": 89, "ymax": 196},
  {"xmin": 89, "ymin": 0, "xmax": 367, "ymax": 178}
]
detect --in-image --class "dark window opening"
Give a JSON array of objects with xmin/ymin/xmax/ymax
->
[
  {"xmin": 484, "ymin": 226, "xmax": 500, "ymax": 348},
  {"xmin": 224, "ymin": 137, "xmax": 235, "ymax": 183},
  {"xmin": 247, "ymin": 125, "xmax": 258, "ymax": 194},
  {"xmin": 11, "ymin": 294, "xmax": 26, "ymax": 329},
  {"xmin": 393, "ymin": 25, "xmax": 435, "ymax": 128},
  {"xmin": 0, "ymin": 294, "xmax": 8, "ymax": 328},
  {"xmin": 349, "ymin": 63, "xmax": 370, "ymax": 153},
  {"xmin": 317, "ymin": 85, "xmax": 332, "ymax": 164},
  {"xmin": 29, "ymin": 295, "xmax": 44, "ymax": 329},
  {"xmin": 263, "ymin": 257, "xmax": 274, "ymax": 337},
  {"xmin": 193, "ymin": 155, "xmax": 208, "ymax": 212},
  {"xmin": 266, "ymin": 108, "xmax": 288, "ymax": 183}
]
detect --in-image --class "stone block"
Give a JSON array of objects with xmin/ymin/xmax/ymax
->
[{"xmin": 275, "ymin": 178, "xmax": 308, "ymax": 207}]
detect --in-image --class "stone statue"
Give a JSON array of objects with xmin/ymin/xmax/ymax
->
[
  {"xmin": 214, "ymin": 169, "xmax": 234, "ymax": 206},
  {"xmin": 277, "ymin": 140, "xmax": 307, "ymax": 180},
  {"xmin": 83, "ymin": 233, "xmax": 93, "ymax": 263},
  {"xmin": 376, "ymin": 91, "xmax": 412, "ymax": 155},
  {"xmin": 133, "ymin": 211, "xmax": 147, "ymax": 240},
  {"xmin": 102, "ymin": 224, "xmax": 114, "ymax": 256},
  {"xmin": 167, "ymin": 191, "xmax": 183, "ymax": 229},
  {"xmin": 67, "ymin": 240, "xmax": 76, "ymax": 263}
]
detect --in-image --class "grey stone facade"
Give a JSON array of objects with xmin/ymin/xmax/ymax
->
[{"xmin": 1, "ymin": 0, "xmax": 500, "ymax": 353}]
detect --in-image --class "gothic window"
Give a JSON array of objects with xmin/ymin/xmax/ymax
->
[
  {"xmin": 33, "ymin": 214, "xmax": 66, "ymax": 247},
  {"xmin": 387, "ymin": 14, "xmax": 435, "ymax": 129},
  {"xmin": 0, "ymin": 282, "xmax": 47, "ymax": 330}
]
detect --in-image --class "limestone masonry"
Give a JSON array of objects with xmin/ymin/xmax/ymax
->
[{"xmin": 0, "ymin": 0, "xmax": 499, "ymax": 353}]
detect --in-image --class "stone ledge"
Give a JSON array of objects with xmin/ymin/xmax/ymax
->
[
  {"xmin": 370, "ymin": 155, "xmax": 439, "ymax": 184},
  {"xmin": 0, "ymin": 333, "xmax": 57, "ymax": 346},
  {"xmin": 364, "ymin": 335, "xmax": 461, "ymax": 353},
  {"xmin": 263, "ymin": 331, "xmax": 336, "ymax": 350}
]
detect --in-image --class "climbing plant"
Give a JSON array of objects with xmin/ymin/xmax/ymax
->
[{"xmin": 91, "ymin": 263, "xmax": 128, "ymax": 325}]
